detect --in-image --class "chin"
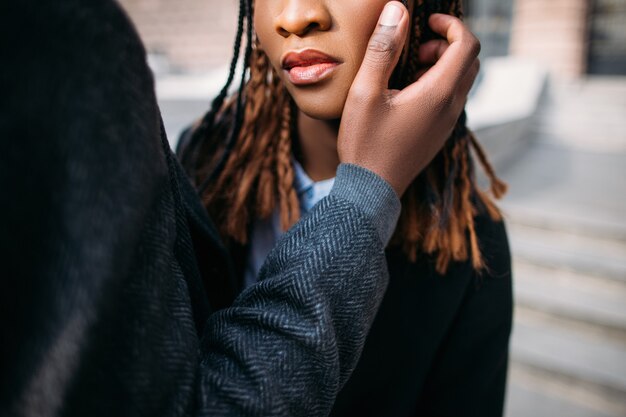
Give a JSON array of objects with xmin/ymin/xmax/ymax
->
[{"xmin": 291, "ymin": 93, "xmax": 346, "ymax": 121}]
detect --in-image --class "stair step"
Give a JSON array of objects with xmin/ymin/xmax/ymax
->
[
  {"xmin": 502, "ymin": 204, "xmax": 626, "ymax": 242},
  {"xmin": 503, "ymin": 77, "xmax": 626, "ymax": 417},
  {"xmin": 497, "ymin": 141, "xmax": 626, "ymax": 247},
  {"xmin": 506, "ymin": 362, "xmax": 625, "ymax": 417},
  {"xmin": 507, "ymin": 222, "xmax": 626, "ymax": 283},
  {"xmin": 514, "ymin": 261, "xmax": 626, "ymax": 332},
  {"xmin": 538, "ymin": 117, "xmax": 626, "ymax": 132},
  {"xmin": 510, "ymin": 308, "xmax": 626, "ymax": 395},
  {"xmin": 538, "ymin": 118, "xmax": 626, "ymax": 131}
]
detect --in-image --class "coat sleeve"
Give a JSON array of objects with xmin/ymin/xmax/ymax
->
[
  {"xmin": 196, "ymin": 165, "xmax": 400, "ymax": 417},
  {"xmin": 0, "ymin": 1, "xmax": 175, "ymax": 415}
]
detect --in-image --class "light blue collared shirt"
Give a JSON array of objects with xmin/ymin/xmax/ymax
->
[{"xmin": 243, "ymin": 161, "xmax": 336, "ymax": 288}]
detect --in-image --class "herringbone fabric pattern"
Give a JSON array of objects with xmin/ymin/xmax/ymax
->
[{"xmin": 199, "ymin": 196, "xmax": 389, "ymax": 416}]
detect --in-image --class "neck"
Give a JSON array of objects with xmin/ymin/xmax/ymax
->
[{"xmin": 296, "ymin": 110, "xmax": 340, "ymax": 182}]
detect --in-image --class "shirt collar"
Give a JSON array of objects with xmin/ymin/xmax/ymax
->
[
  {"xmin": 292, "ymin": 160, "xmax": 336, "ymax": 213},
  {"xmin": 292, "ymin": 159, "xmax": 314, "ymax": 197}
]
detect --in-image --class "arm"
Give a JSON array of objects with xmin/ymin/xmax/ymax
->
[{"xmin": 196, "ymin": 165, "xmax": 400, "ymax": 416}]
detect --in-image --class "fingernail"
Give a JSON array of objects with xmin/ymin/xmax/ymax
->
[{"xmin": 380, "ymin": 3, "xmax": 403, "ymax": 27}]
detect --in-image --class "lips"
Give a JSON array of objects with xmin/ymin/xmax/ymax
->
[{"xmin": 281, "ymin": 49, "xmax": 341, "ymax": 86}]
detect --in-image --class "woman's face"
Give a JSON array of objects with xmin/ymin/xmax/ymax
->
[{"xmin": 254, "ymin": 0, "xmax": 391, "ymax": 120}]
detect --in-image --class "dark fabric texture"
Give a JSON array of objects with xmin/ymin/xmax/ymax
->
[
  {"xmin": 0, "ymin": 2, "xmax": 401, "ymax": 416},
  {"xmin": 330, "ymin": 210, "xmax": 513, "ymax": 417}
]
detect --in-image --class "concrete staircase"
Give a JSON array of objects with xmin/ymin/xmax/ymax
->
[
  {"xmin": 537, "ymin": 77, "xmax": 626, "ymax": 153},
  {"xmin": 499, "ymin": 77, "xmax": 626, "ymax": 417},
  {"xmin": 504, "ymin": 213, "xmax": 626, "ymax": 417}
]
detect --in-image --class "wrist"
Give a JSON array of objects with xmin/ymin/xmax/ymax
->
[{"xmin": 330, "ymin": 163, "xmax": 401, "ymax": 245}]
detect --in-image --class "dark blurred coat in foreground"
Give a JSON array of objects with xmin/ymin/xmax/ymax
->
[{"xmin": 0, "ymin": 1, "xmax": 401, "ymax": 415}]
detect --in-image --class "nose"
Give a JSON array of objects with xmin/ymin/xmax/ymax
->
[{"xmin": 275, "ymin": 0, "xmax": 332, "ymax": 38}]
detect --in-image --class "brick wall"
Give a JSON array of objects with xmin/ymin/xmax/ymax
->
[
  {"xmin": 510, "ymin": 0, "xmax": 590, "ymax": 78},
  {"xmin": 118, "ymin": 0, "xmax": 238, "ymax": 73}
]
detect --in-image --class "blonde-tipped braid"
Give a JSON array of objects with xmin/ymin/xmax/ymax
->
[{"xmin": 189, "ymin": 0, "xmax": 507, "ymax": 275}]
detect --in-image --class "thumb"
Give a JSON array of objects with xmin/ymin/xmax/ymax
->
[{"xmin": 352, "ymin": 2, "xmax": 409, "ymax": 92}]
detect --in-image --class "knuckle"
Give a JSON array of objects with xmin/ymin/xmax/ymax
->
[
  {"xmin": 382, "ymin": 91, "xmax": 395, "ymax": 112},
  {"xmin": 349, "ymin": 83, "xmax": 378, "ymax": 105},
  {"xmin": 466, "ymin": 35, "xmax": 481, "ymax": 58},
  {"xmin": 367, "ymin": 31, "xmax": 396, "ymax": 61},
  {"xmin": 441, "ymin": 93, "xmax": 456, "ymax": 111},
  {"xmin": 433, "ymin": 89, "xmax": 456, "ymax": 112}
]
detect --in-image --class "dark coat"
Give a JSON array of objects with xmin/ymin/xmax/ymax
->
[
  {"xmin": 219, "ymin": 185, "xmax": 513, "ymax": 417},
  {"xmin": 331, "ymin": 210, "xmax": 513, "ymax": 417},
  {"xmin": 0, "ymin": 2, "xmax": 403, "ymax": 416}
]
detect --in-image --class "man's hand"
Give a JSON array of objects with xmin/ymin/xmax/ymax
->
[{"xmin": 338, "ymin": 2, "xmax": 480, "ymax": 196}]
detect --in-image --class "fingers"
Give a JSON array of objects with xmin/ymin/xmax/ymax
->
[
  {"xmin": 420, "ymin": 39, "xmax": 480, "ymax": 97},
  {"xmin": 351, "ymin": 2, "xmax": 409, "ymax": 94},
  {"xmin": 458, "ymin": 57, "xmax": 480, "ymax": 98},
  {"xmin": 396, "ymin": 14, "xmax": 480, "ymax": 107},
  {"xmin": 417, "ymin": 40, "xmax": 449, "ymax": 65},
  {"xmin": 413, "ymin": 40, "xmax": 449, "ymax": 80},
  {"xmin": 426, "ymin": 14, "xmax": 481, "ymax": 86}
]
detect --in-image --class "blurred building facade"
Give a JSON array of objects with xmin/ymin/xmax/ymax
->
[
  {"xmin": 119, "ymin": 0, "xmax": 238, "ymax": 74},
  {"xmin": 510, "ymin": 0, "xmax": 626, "ymax": 77},
  {"xmin": 463, "ymin": 0, "xmax": 514, "ymax": 59},
  {"xmin": 119, "ymin": 0, "xmax": 626, "ymax": 78}
]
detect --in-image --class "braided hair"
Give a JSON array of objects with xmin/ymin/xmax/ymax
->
[{"xmin": 181, "ymin": 0, "xmax": 507, "ymax": 274}]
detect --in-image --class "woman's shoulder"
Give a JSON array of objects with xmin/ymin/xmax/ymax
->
[
  {"xmin": 175, "ymin": 124, "xmax": 196, "ymax": 157},
  {"xmin": 473, "ymin": 195, "xmax": 511, "ymax": 278},
  {"xmin": 386, "ymin": 192, "xmax": 511, "ymax": 282},
  {"xmin": 175, "ymin": 98, "xmax": 237, "ymax": 161}
]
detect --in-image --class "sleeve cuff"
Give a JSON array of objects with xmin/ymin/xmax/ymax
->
[{"xmin": 330, "ymin": 163, "xmax": 401, "ymax": 246}]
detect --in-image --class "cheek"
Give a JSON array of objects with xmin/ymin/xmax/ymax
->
[
  {"xmin": 253, "ymin": 4, "xmax": 272, "ymax": 39},
  {"xmin": 339, "ymin": 4, "xmax": 389, "ymax": 78},
  {"xmin": 251, "ymin": 0, "xmax": 390, "ymax": 120},
  {"xmin": 254, "ymin": 10, "xmax": 282, "ymax": 71}
]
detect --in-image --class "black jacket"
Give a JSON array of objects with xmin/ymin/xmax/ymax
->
[
  {"xmin": 331, "ymin": 211, "xmax": 513, "ymax": 417},
  {"xmin": 0, "ymin": 2, "xmax": 404, "ymax": 416},
  {"xmin": 220, "ymin": 195, "xmax": 513, "ymax": 417}
]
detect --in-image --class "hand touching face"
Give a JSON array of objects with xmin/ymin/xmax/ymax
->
[
  {"xmin": 254, "ymin": 0, "xmax": 390, "ymax": 120},
  {"xmin": 338, "ymin": 4, "xmax": 481, "ymax": 195}
]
